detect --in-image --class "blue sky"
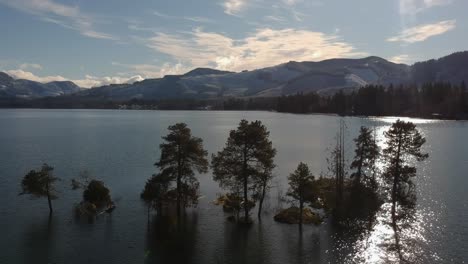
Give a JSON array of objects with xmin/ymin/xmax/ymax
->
[{"xmin": 0, "ymin": 0, "xmax": 466, "ymax": 87}]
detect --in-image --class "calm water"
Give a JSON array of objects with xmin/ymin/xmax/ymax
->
[{"xmin": 0, "ymin": 109, "xmax": 466, "ymax": 264}]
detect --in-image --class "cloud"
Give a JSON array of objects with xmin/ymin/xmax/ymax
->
[
  {"xmin": 19, "ymin": 63, "xmax": 43, "ymax": 71},
  {"xmin": 72, "ymin": 75, "xmax": 144, "ymax": 88},
  {"xmin": 5, "ymin": 69, "xmax": 143, "ymax": 88},
  {"xmin": 223, "ymin": 0, "xmax": 248, "ymax": 16},
  {"xmin": 387, "ymin": 20, "xmax": 455, "ymax": 43},
  {"xmin": 183, "ymin": 16, "xmax": 214, "ymax": 23},
  {"xmin": 6, "ymin": 69, "xmax": 67, "ymax": 83},
  {"xmin": 388, "ymin": 54, "xmax": 412, "ymax": 64},
  {"xmin": 399, "ymin": 0, "xmax": 452, "ymax": 14},
  {"xmin": 264, "ymin": 15, "xmax": 286, "ymax": 22},
  {"xmin": 0, "ymin": 0, "xmax": 115, "ymax": 40},
  {"xmin": 146, "ymin": 28, "xmax": 366, "ymax": 72},
  {"xmin": 111, "ymin": 62, "xmax": 191, "ymax": 79},
  {"xmin": 152, "ymin": 10, "xmax": 213, "ymax": 23}
]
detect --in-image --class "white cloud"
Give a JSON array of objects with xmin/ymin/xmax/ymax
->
[
  {"xmin": 387, "ymin": 20, "xmax": 455, "ymax": 43},
  {"xmin": 223, "ymin": 0, "xmax": 248, "ymax": 16},
  {"xmin": 264, "ymin": 15, "xmax": 286, "ymax": 22},
  {"xmin": 183, "ymin": 16, "xmax": 214, "ymax": 23},
  {"xmin": 146, "ymin": 28, "xmax": 366, "ymax": 72},
  {"xmin": 19, "ymin": 63, "xmax": 43, "ymax": 71},
  {"xmin": 399, "ymin": 0, "xmax": 452, "ymax": 14},
  {"xmin": 6, "ymin": 69, "xmax": 67, "ymax": 83},
  {"xmin": 388, "ymin": 54, "xmax": 412, "ymax": 64},
  {"xmin": 0, "ymin": 0, "xmax": 115, "ymax": 40},
  {"xmin": 5, "ymin": 69, "xmax": 143, "ymax": 88},
  {"xmin": 73, "ymin": 75, "xmax": 144, "ymax": 88},
  {"xmin": 112, "ymin": 62, "xmax": 191, "ymax": 79},
  {"xmin": 152, "ymin": 10, "xmax": 213, "ymax": 23}
]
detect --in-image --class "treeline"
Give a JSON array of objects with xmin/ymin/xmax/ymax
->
[
  {"xmin": 224, "ymin": 82, "xmax": 468, "ymax": 119},
  {"xmin": 4, "ymin": 82, "xmax": 467, "ymax": 119}
]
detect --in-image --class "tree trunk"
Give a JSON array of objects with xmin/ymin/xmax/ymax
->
[
  {"xmin": 243, "ymin": 149, "xmax": 249, "ymax": 223},
  {"xmin": 147, "ymin": 203, "xmax": 151, "ymax": 225},
  {"xmin": 391, "ymin": 133, "xmax": 403, "ymax": 261},
  {"xmin": 299, "ymin": 199, "xmax": 303, "ymax": 227},
  {"xmin": 177, "ymin": 144, "xmax": 182, "ymax": 219},
  {"xmin": 356, "ymin": 150, "xmax": 363, "ymax": 185},
  {"xmin": 47, "ymin": 193, "xmax": 53, "ymax": 214},
  {"xmin": 46, "ymin": 180, "xmax": 53, "ymax": 214},
  {"xmin": 257, "ymin": 183, "xmax": 266, "ymax": 219}
]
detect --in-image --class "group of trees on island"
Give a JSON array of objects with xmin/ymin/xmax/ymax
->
[
  {"xmin": 139, "ymin": 118, "xmax": 428, "ymax": 233},
  {"xmin": 20, "ymin": 165, "xmax": 113, "ymax": 216},
  {"xmin": 19, "ymin": 118, "xmax": 428, "ymax": 258}
]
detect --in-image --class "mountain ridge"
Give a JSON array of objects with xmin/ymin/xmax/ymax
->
[{"xmin": 1, "ymin": 51, "xmax": 467, "ymax": 100}]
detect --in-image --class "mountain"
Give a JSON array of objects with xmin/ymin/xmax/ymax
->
[
  {"xmin": 411, "ymin": 51, "xmax": 468, "ymax": 84},
  {"xmin": 2, "ymin": 51, "xmax": 468, "ymax": 101},
  {"xmin": 0, "ymin": 72, "xmax": 82, "ymax": 98},
  {"xmin": 70, "ymin": 56, "xmax": 412, "ymax": 100},
  {"xmin": 182, "ymin": 68, "xmax": 233, "ymax": 77}
]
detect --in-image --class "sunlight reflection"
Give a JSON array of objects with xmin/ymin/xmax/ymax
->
[
  {"xmin": 369, "ymin": 116, "xmax": 439, "ymax": 125},
  {"xmin": 349, "ymin": 202, "xmax": 439, "ymax": 264}
]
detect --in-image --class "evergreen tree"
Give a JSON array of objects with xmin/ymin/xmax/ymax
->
[
  {"xmin": 20, "ymin": 163, "xmax": 58, "ymax": 214},
  {"xmin": 212, "ymin": 119, "xmax": 276, "ymax": 223},
  {"xmin": 382, "ymin": 120, "xmax": 428, "ymax": 258},
  {"xmin": 286, "ymin": 162, "xmax": 314, "ymax": 227},
  {"xmin": 155, "ymin": 123, "xmax": 208, "ymax": 217},
  {"xmin": 350, "ymin": 126, "xmax": 379, "ymax": 188},
  {"xmin": 82, "ymin": 180, "xmax": 112, "ymax": 209},
  {"xmin": 141, "ymin": 173, "xmax": 171, "ymax": 222},
  {"xmin": 252, "ymin": 160, "xmax": 275, "ymax": 219}
]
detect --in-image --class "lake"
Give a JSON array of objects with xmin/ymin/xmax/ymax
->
[{"xmin": 0, "ymin": 109, "xmax": 466, "ymax": 264}]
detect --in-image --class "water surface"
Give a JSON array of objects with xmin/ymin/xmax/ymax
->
[{"xmin": 0, "ymin": 110, "xmax": 466, "ymax": 263}]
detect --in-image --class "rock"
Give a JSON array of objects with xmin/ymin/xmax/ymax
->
[{"xmin": 274, "ymin": 207, "xmax": 322, "ymax": 225}]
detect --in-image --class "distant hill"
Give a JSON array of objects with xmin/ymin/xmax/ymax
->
[
  {"xmin": 69, "ymin": 55, "xmax": 414, "ymax": 100},
  {"xmin": 2, "ymin": 51, "xmax": 468, "ymax": 101},
  {"xmin": 0, "ymin": 72, "xmax": 82, "ymax": 98},
  {"xmin": 411, "ymin": 51, "xmax": 468, "ymax": 84}
]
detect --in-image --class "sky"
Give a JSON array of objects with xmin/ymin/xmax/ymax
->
[{"xmin": 0, "ymin": 0, "xmax": 467, "ymax": 88}]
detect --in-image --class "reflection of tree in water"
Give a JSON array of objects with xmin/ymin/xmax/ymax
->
[
  {"xmin": 22, "ymin": 214, "xmax": 56, "ymax": 264},
  {"xmin": 144, "ymin": 211, "xmax": 199, "ymax": 264}
]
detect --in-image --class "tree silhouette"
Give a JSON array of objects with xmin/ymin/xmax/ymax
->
[
  {"xmin": 350, "ymin": 126, "xmax": 379, "ymax": 188},
  {"xmin": 252, "ymin": 161, "xmax": 275, "ymax": 219},
  {"xmin": 327, "ymin": 119, "xmax": 347, "ymax": 216},
  {"xmin": 83, "ymin": 180, "xmax": 112, "ymax": 208},
  {"xmin": 212, "ymin": 119, "xmax": 276, "ymax": 223},
  {"xmin": 155, "ymin": 123, "xmax": 208, "ymax": 218},
  {"xmin": 382, "ymin": 120, "xmax": 428, "ymax": 261},
  {"xmin": 287, "ymin": 162, "xmax": 315, "ymax": 227},
  {"xmin": 141, "ymin": 173, "xmax": 171, "ymax": 222},
  {"xmin": 20, "ymin": 163, "xmax": 58, "ymax": 214}
]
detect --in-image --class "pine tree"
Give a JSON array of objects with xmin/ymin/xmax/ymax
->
[
  {"xmin": 350, "ymin": 126, "xmax": 379, "ymax": 188},
  {"xmin": 212, "ymin": 119, "xmax": 276, "ymax": 223},
  {"xmin": 383, "ymin": 120, "xmax": 428, "ymax": 259},
  {"xmin": 20, "ymin": 163, "xmax": 59, "ymax": 214},
  {"xmin": 141, "ymin": 173, "xmax": 171, "ymax": 222},
  {"xmin": 155, "ymin": 123, "xmax": 208, "ymax": 217},
  {"xmin": 253, "ymin": 160, "xmax": 275, "ymax": 219},
  {"xmin": 287, "ymin": 162, "xmax": 314, "ymax": 227}
]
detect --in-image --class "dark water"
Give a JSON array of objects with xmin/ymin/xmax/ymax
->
[{"xmin": 0, "ymin": 109, "xmax": 466, "ymax": 263}]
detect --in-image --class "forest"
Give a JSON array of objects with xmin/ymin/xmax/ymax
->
[{"xmin": 4, "ymin": 82, "xmax": 467, "ymax": 120}]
